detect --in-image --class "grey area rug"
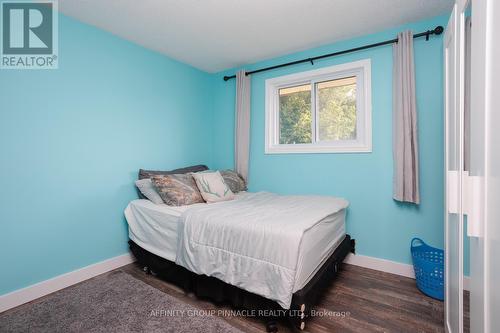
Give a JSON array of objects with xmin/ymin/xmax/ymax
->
[{"xmin": 0, "ymin": 270, "xmax": 245, "ymax": 333}]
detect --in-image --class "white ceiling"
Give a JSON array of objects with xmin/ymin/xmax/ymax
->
[{"xmin": 58, "ymin": 0, "xmax": 453, "ymax": 73}]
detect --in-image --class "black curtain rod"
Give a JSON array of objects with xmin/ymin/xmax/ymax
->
[{"xmin": 223, "ymin": 25, "xmax": 444, "ymax": 81}]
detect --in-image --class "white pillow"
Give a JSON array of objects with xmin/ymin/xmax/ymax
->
[
  {"xmin": 192, "ymin": 171, "xmax": 235, "ymax": 203},
  {"xmin": 135, "ymin": 179, "xmax": 164, "ymax": 204}
]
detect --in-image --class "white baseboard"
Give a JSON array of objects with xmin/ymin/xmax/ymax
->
[
  {"xmin": 344, "ymin": 253, "xmax": 415, "ymax": 278},
  {"xmin": 0, "ymin": 253, "xmax": 135, "ymax": 313},
  {"xmin": 344, "ymin": 253, "xmax": 470, "ymax": 291},
  {"xmin": 463, "ymin": 276, "xmax": 470, "ymax": 291}
]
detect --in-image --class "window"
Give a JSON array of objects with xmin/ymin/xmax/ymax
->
[{"xmin": 265, "ymin": 59, "xmax": 372, "ymax": 153}]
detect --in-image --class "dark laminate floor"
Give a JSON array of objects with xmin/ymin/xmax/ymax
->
[{"xmin": 121, "ymin": 263, "xmax": 471, "ymax": 333}]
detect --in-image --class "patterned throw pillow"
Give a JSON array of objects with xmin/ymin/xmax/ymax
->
[
  {"xmin": 151, "ymin": 174, "xmax": 205, "ymax": 206},
  {"xmin": 220, "ymin": 170, "xmax": 247, "ymax": 193},
  {"xmin": 192, "ymin": 171, "xmax": 235, "ymax": 203}
]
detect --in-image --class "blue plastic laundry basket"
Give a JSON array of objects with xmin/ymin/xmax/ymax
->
[{"xmin": 411, "ymin": 238, "xmax": 444, "ymax": 300}]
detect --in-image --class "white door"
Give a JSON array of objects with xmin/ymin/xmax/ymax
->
[
  {"xmin": 468, "ymin": 0, "xmax": 500, "ymax": 331},
  {"xmin": 444, "ymin": 5, "xmax": 464, "ymax": 333},
  {"xmin": 484, "ymin": 1, "xmax": 500, "ymax": 329}
]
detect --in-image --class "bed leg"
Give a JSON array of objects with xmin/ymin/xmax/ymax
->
[
  {"xmin": 299, "ymin": 304, "xmax": 306, "ymax": 331},
  {"xmin": 287, "ymin": 304, "xmax": 307, "ymax": 332},
  {"xmin": 265, "ymin": 319, "xmax": 278, "ymax": 333},
  {"xmin": 350, "ymin": 238, "xmax": 356, "ymax": 254},
  {"xmin": 287, "ymin": 317, "xmax": 306, "ymax": 332}
]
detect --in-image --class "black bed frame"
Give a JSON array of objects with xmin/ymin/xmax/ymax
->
[{"xmin": 129, "ymin": 235, "xmax": 355, "ymax": 332}]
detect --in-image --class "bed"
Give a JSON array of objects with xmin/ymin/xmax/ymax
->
[{"xmin": 125, "ymin": 191, "xmax": 354, "ymax": 331}]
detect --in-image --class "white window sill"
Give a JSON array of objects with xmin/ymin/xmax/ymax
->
[{"xmin": 265, "ymin": 144, "xmax": 372, "ymax": 154}]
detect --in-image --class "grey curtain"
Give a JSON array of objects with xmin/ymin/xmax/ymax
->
[
  {"xmin": 235, "ymin": 70, "xmax": 251, "ymax": 181},
  {"xmin": 393, "ymin": 31, "xmax": 420, "ymax": 204}
]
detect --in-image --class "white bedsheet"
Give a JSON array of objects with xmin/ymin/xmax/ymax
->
[
  {"xmin": 125, "ymin": 192, "xmax": 249, "ymax": 261},
  {"xmin": 125, "ymin": 200, "xmax": 189, "ymax": 261},
  {"xmin": 124, "ymin": 192, "xmax": 347, "ymax": 309},
  {"xmin": 175, "ymin": 192, "xmax": 348, "ymax": 309}
]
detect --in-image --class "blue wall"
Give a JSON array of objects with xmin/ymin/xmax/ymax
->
[
  {"xmin": 1, "ymin": 13, "xmax": 465, "ymax": 296},
  {"xmin": 0, "ymin": 15, "xmax": 213, "ymax": 294},
  {"xmin": 211, "ymin": 16, "xmax": 448, "ymax": 267}
]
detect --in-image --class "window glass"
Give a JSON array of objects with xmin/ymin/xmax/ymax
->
[
  {"xmin": 279, "ymin": 84, "xmax": 312, "ymax": 144},
  {"xmin": 317, "ymin": 76, "xmax": 357, "ymax": 141}
]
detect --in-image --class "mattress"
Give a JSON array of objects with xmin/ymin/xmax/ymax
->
[{"xmin": 124, "ymin": 193, "xmax": 346, "ymax": 292}]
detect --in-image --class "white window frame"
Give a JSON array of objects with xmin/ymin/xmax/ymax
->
[{"xmin": 265, "ymin": 59, "xmax": 372, "ymax": 154}]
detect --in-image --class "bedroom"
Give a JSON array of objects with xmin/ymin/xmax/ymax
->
[{"xmin": 0, "ymin": 0, "xmax": 499, "ymax": 332}]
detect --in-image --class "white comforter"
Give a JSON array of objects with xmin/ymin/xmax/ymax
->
[{"xmin": 175, "ymin": 191, "xmax": 349, "ymax": 309}]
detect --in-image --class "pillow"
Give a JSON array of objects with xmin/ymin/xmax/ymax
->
[
  {"xmin": 220, "ymin": 170, "xmax": 247, "ymax": 193},
  {"xmin": 135, "ymin": 179, "xmax": 164, "ymax": 204},
  {"xmin": 151, "ymin": 174, "xmax": 204, "ymax": 206},
  {"xmin": 137, "ymin": 165, "xmax": 208, "ymax": 199},
  {"xmin": 192, "ymin": 171, "xmax": 235, "ymax": 203}
]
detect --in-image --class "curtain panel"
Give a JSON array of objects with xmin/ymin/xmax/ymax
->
[{"xmin": 393, "ymin": 31, "xmax": 420, "ymax": 204}]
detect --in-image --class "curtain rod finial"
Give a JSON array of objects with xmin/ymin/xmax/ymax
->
[{"xmin": 434, "ymin": 26, "xmax": 444, "ymax": 35}]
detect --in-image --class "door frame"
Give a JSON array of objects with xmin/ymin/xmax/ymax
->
[
  {"xmin": 444, "ymin": 4, "xmax": 464, "ymax": 333},
  {"xmin": 468, "ymin": 0, "xmax": 500, "ymax": 332}
]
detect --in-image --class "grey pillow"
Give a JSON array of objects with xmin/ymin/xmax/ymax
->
[
  {"xmin": 135, "ymin": 179, "xmax": 164, "ymax": 204},
  {"xmin": 220, "ymin": 170, "xmax": 247, "ymax": 193},
  {"xmin": 136, "ymin": 165, "xmax": 208, "ymax": 198},
  {"xmin": 151, "ymin": 174, "xmax": 205, "ymax": 206},
  {"xmin": 138, "ymin": 165, "xmax": 208, "ymax": 180}
]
